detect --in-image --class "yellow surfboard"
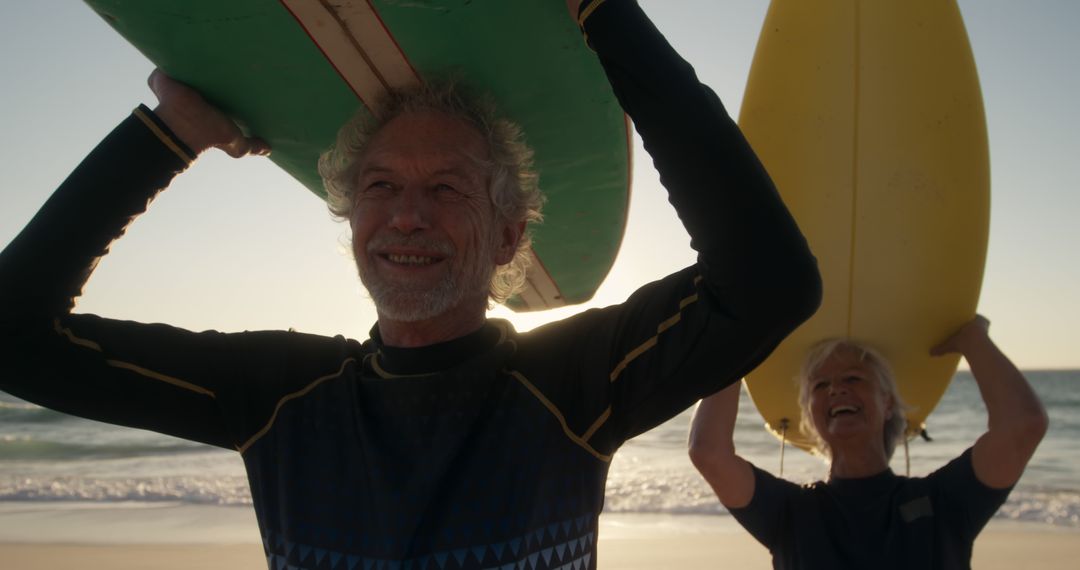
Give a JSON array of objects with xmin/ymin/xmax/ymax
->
[{"xmin": 739, "ymin": 0, "xmax": 990, "ymax": 451}]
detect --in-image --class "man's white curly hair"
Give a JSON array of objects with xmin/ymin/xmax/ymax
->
[{"xmin": 318, "ymin": 79, "xmax": 544, "ymax": 304}]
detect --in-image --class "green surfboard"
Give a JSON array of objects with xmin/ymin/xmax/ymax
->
[{"xmin": 83, "ymin": 0, "xmax": 631, "ymax": 311}]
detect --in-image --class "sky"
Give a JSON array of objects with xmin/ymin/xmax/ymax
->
[{"xmin": 1, "ymin": 0, "xmax": 1078, "ymax": 369}]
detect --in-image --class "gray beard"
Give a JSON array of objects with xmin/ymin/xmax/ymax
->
[
  {"xmin": 358, "ymin": 235, "xmax": 495, "ymax": 323},
  {"xmin": 362, "ymin": 271, "xmax": 469, "ymax": 322}
]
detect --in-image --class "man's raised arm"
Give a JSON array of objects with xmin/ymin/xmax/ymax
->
[
  {"xmin": 549, "ymin": 0, "xmax": 821, "ymax": 444},
  {"xmin": 0, "ymin": 72, "xmax": 271, "ymax": 448}
]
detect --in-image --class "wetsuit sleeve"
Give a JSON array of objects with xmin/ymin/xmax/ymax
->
[
  {"xmin": 526, "ymin": 0, "xmax": 820, "ymax": 448},
  {"xmin": 927, "ymin": 447, "xmax": 1012, "ymax": 542},
  {"xmin": 0, "ymin": 107, "xmax": 330, "ymax": 450},
  {"xmin": 728, "ymin": 464, "xmax": 799, "ymax": 551}
]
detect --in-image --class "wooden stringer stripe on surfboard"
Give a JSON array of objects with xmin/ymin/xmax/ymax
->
[
  {"xmin": 280, "ymin": 0, "xmax": 564, "ymax": 309},
  {"xmin": 279, "ymin": 0, "xmax": 419, "ymax": 105}
]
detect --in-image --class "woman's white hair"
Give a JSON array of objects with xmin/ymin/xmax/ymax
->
[
  {"xmin": 318, "ymin": 79, "xmax": 544, "ymax": 304},
  {"xmin": 797, "ymin": 339, "xmax": 911, "ymax": 460}
]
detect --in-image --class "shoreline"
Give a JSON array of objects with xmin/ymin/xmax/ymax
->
[{"xmin": 0, "ymin": 506, "xmax": 1076, "ymax": 569}]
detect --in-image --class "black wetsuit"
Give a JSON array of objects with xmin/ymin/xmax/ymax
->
[
  {"xmin": 0, "ymin": 1, "xmax": 820, "ymax": 568},
  {"xmin": 730, "ymin": 449, "xmax": 1011, "ymax": 570}
]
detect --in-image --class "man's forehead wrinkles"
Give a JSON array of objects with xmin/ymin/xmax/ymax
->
[
  {"xmin": 361, "ymin": 149, "xmax": 479, "ymax": 169},
  {"xmin": 359, "ymin": 154, "xmax": 487, "ymax": 183}
]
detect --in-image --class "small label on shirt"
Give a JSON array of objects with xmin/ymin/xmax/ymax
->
[{"xmin": 899, "ymin": 496, "xmax": 934, "ymax": 522}]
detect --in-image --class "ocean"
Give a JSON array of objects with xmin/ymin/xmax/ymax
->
[{"xmin": 1, "ymin": 370, "xmax": 1077, "ymax": 538}]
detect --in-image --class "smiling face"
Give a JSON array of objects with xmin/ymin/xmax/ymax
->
[
  {"xmin": 806, "ymin": 346, "xmax": 895, "ymax": 454},
  {"xmin": 348, "ymin": 110, "xmax": 520, "ymax": 325}
]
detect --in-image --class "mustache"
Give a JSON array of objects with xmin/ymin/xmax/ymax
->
[{"xmin": 365, "ymin": 234, "xmax": 455, "ymax": 256}]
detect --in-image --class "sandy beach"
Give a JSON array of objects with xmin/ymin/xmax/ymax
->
[
  {"xmin": 0, "ymin": 511, "xmax": 1075, "ymax": 569},
  {"xmin": 596, "ymin": 516, "xmax": 1080, "ymax": 569}
]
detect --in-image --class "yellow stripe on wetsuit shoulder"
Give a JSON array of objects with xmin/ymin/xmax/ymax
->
[
  {"xmin": 576, "ymin": 0, "xmax": 609, "ymax": 46},
  {"xmin": 581, "ymin": 406, "xmax": 611, "ymax": 442},
  {"xmin": 509, "ymin": 369, "xmax": 612, "ymax": 463},
  {"xmin": 132, "ymin": 106, "xmax": 196, "ymax": 165},
  {"xmin": 53, "ymin": 318, "xmax": 215, "ymax": 398},
  {"xmin": 237, "ymin": 357, "xmax": 357, "ymax": 454},
  {"xmin": 608, "ymin": 275, "xmax": 703, "ymax": 383},
  {"xmin": 577, "ymin": 0, "xmax": 607, "ymax": 27}
]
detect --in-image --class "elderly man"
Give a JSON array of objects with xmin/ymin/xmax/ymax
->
[{"xmin": 0, "ymin": 1, "xmax": 820, "ymax": 568}]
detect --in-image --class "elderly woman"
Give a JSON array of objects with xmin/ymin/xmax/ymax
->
[{"xmin": 688, "ymin": 316, "xmax": 1047, "ymax": 569}]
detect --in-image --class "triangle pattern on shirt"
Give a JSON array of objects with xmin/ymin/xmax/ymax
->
[{"xmin": 256, "ymin": 516, "xmax": 597, "ymax": 570}]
